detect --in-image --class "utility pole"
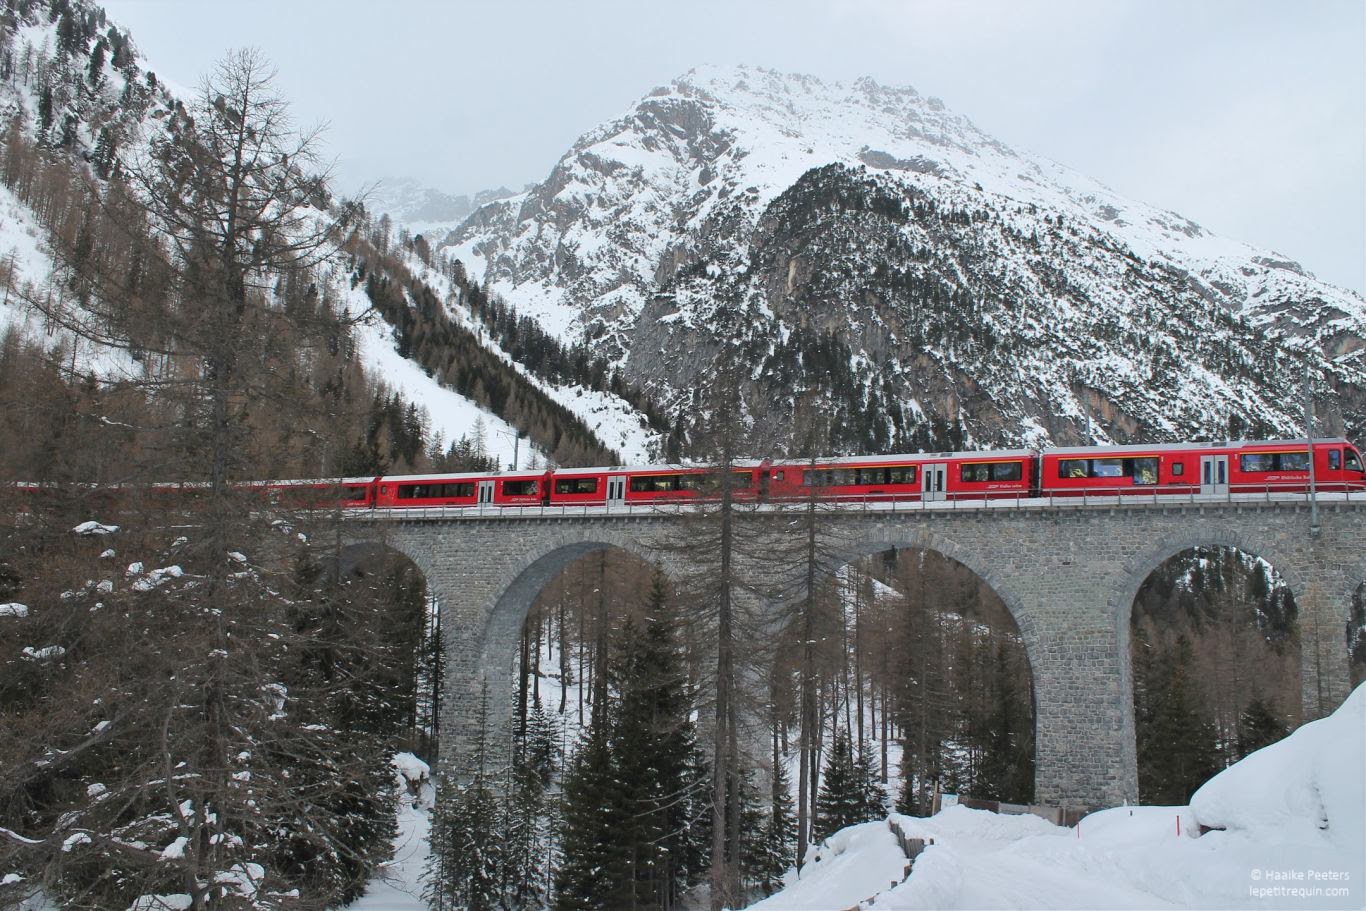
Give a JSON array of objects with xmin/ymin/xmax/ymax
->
[{"xmin": 1303, "ymin": 366, "xmax": 1319, "ymax": 535}]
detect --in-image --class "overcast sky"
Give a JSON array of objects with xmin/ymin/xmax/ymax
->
[{"xmin": 101, "ymin": 0, "xmax": 1364, "ymax": 293}]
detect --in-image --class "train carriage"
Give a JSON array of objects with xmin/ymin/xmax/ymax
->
[
  {"xmin": 766, "ymin": 450, "xmax": 1033, "ymax": 502},
  {"xmin": 619, "ymin": 462, "xmax": 763, "ymax": 505},
  {"xmin": 547, "ymin": 467, "xmax": 610, "ymax": 507},
  {"xmin": 1228, "ymin": 439, "xmax": 1365, "ymax": 494},
  {"xmin": 1039, "ymin": 438, "xmax": 1366, "ymax": 497}
]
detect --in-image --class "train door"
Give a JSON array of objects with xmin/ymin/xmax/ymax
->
[
  {"xmin": 1199, "ymin": 455, "xmax": 1228, "ymax": 495},
  {"xmin": 606, "ymin": 475, "xmax": 627, "ymax": 507},
  {"xmin": 477, "ymin": 480, "xmax": 495, "ymax": 505},
  {"xmin": 921, "ymin": 463, "xmax": 947, "ymax": 501}
]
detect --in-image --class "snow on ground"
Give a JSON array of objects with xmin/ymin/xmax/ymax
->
[
  {"xmin": 348, "ymin": 308, "xmax": 527, "ymax": 470},
  {"xmin": 749, "ymin": 684, "xmax": 1365, "ymax": 911},
  {"xmin": 748, "ymin": 822, "xmax": 910, "ymax": 911},
  {"xmin": 348, "ymin": 753, "xmax": 434, "ymax": 911},
  {"xmin": 0, "ymin": 182, "xmax": 143, "ymax": 381}
]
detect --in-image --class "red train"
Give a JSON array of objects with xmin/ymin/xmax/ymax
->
[{"xmin": 266, "ymin": 438, "xmax": 1366, "ymax": 510}]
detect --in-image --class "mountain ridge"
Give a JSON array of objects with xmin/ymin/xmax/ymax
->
[{"xmin": 442, "ymin": 64, "xmax": 1365, "ymax": 453}]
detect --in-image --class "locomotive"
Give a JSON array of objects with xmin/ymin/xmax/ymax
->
[{"xmin": 267, "ymin": 438, "xmax": 1366, "ymax": 510}]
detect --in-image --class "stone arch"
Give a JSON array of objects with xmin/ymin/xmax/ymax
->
[
  {"xmin": 1111, "ymin": 526, "xmax": 1307, "ymax": 802},
  {"xmin": 1110, "ymin": 526, "xmax": 1305, "ymax": 713},
  {"xmin": 451, "ymin": 531, "xmax": 684, "ymax": 779},
  {"xmin": 813, "ymin": 530, "xmax": 1039, "ymax": 804},
  {"xmin": 338, "ymin": 535, "xmax": 444, "ymax": 595},
  {"xmin": 825, "ymin": 531, "xmax": 1036, "ymax": 668}
]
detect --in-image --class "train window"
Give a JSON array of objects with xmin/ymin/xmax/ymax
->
[
  {"xmin": 1328, "ymin": 449, "xmax": 1341, "ymax": 471},
  {"xmin": 1058, "ymin": 457, "xmax": 1153, "ymax": 481},
  {"xmin": 1347, "ymin": 450, "xmax": 1363, "ymax": 472},
  {"xmin": 1239, "ymin": 453, "xmax": 1275, "ymax": 473},
  {"xmin": 400, "ymin": 482, "xmax": 474, "ymax": 499},
  {"xmin": 1091, "ymin": 459, "xmax": 1124, "ymax": 478},
  {"xmin": 1278, "ymin": 452, "xmax": 1309, "ymax": 471},
  {"xmin": 555, "ymin": 477, "xmax": 599, "ymax": 495},
  {"xmin": 992, "ymin": 462, "xmax": 1023, "ymax": 482},
  {"xmin": 961, "ymin": 462, "xmax": 1019, "ymax": 483},
  {"xmin": 734, "ymin": 471, "xmax": 753, "ymax": 488},
  {"xmin": 1171, "ymin": 462, "xmax": 1185, "ymax": 477},
  {"xmin": 344, "ymin": 487, "xmax": 369, "ymax": 501},
  {"xmin": 774, "ymin": 470, "xmax": 785, "ymax": 482},
  {"xmin": 502, "ymin": 480, "xmax": 537, "ymax": 496},
  {"xmin": 633, "ymin": 474, "xmax": 686, "ymax": 492},
  {"xmin": 1059, "ymin": 459, "xmax": 1089, "ymax": 479},
  {"xmin": 885, "ymin": 465, "xmax": 917, "ymax": 484},
  {"xmin": 961, "ymin": 463, "xmax": 991, "ymax": 483}
]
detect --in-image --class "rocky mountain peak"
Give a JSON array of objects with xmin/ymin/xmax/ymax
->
[{"xmin": 441, "ymin": 66, "xmax": 1366, "ymax": 455}]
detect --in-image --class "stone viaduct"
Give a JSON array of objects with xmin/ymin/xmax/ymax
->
[{"xmin": 341, "ymin": 495, "xmax": 1364, "ymax": 810}]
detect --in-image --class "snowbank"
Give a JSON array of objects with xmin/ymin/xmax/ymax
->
[
  {"xmin": 71, "ymin": 521, "xmax": 119, "ymax": 536},
  {"xmin": 748, "ymin": 822, "xmax": 908, "ymax": 911},
  {"xmin": 349, "ymin": 753, "xmax": 435, "ymax": 911},
  {"xmin": 1191, "ymin": 684, "xmax": 1364, "ymax": 850},
  {"xmin": 745, "ymin": 684, "xmax": 1365, "ymax": 910}
]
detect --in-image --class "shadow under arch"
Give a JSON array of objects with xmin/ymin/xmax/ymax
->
[
  {"xmin": 455, "ymin": 537, "xmax": 682, "ymax": 779},
  {"xmin": 1109, "ymin": 529, "xmax": 1307, "ymax": 777},
  {"xmin": 816, "ymin": 534, "xmax": 1038, "ymax": 805},
  {"xmin": 824, "ymin": 534, "xmax": 1036, "ymax": 653},
  {"xmin": 320, "ymin": 538, "xmax": 437, "ymax": 760},
  {"xmin": 1120, "ymin": 535, "xmax": 1311, "ymax": 803}
]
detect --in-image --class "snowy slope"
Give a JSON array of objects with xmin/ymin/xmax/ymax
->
[
  {"xmin": 749, "ymin": 683, "xmax": 1365, "ymax": 910},
  {"xmin": 445, "ymin": 65, "xmax": 1366, "ymax": 449},
  {"xmin": 0, "ymin": 1, "xmax": 660, "ymax": 470}
]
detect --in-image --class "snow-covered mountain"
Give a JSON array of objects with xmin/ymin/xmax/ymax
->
[
  {"xmin": 444, "ymin": 65, "xmax": 1366, "ymax": 451},
  {"xmin": 0, "ymin": 0, "xmax": 661, "ymax": 468},
  {"xmin": 363, "ymin": 176, "xmax": 516, "ymax": 237}
]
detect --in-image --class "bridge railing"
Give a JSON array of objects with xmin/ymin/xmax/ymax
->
[{"xmin": 346, "ymin": 482, "xmax": 1362, "ymax": 521}]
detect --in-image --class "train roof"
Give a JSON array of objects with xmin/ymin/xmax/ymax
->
[
  {"xmin": 266, "ymin": 476, "xmax": 380, "ymax": 487},
  {"xmin": 375, "ymin": 470, "xmax": 549, "ymax": 483},
  {"xmin": 552, "ymin": 460, "xmax": 769, "ymax": 476},
  {"xmin": 782, "ymin": 449, "xmax": 1034, "ymax": 466},
  {"xmin": 1043, "ymin": 438, "xmax": 1349, "ymax": 457}
]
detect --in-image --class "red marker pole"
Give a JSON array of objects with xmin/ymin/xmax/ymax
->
[{"xmin": 1176, "ymin": 816, "xmax": 1181, "ymax": 837}]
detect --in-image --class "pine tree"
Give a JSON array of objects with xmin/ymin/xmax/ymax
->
[
  {"xmin": 1235, "ymin": 698, "xmax": 1288, "ymax": 759},
  {"xmin": 815, "ymin": 730, "xmax": 882, "ymax": 840},
  {"xmin": 553, "ymin": 573, "xmax": 705, "ymax": 911},
  {"xmin": 554, "ymin": 720, "xmax": 630, "ymax": 910},
  {"xmin": 1136, "ymin": 636, "xmax": 1222, "ymax": 804},
  {"xmin": 736, "ymin": 769, "xmax": 769, "ymax": 896},
  {"xmin": 502, "ymin": 714, "xmax": 551, "ymax": 911},
  {"xmin": 971, "ymin": 642, "xmax": 1035, "ymax": 803},
  {"xmin": 752, "ymin": 761, "xmax": 797, "ymax": 896},
  {"xmin": 426, "ymin": 684, "xmax": 507, "ymax": 911}
]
